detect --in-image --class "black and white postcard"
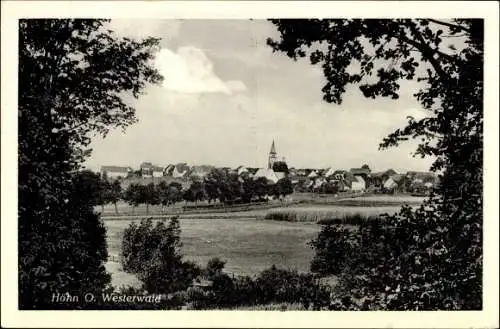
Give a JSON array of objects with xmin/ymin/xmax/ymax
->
[{"xmin": 1, "ymin": 1, "xmax": 499, "ymax": 328}]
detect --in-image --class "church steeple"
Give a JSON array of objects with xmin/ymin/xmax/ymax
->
[
  {"xmin": 270, "ymin": 140, "xmax": 276, "ymax": 155},
  {"xmin": 268, "ymin": 139, "xmax": 277, "ymax": 169}
]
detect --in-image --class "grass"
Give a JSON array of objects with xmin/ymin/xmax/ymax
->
[
  {"xmin": 104, "ymin": 218, "xmax": 321, "ymax": 287},
  {"xmin": 103, "ymin": 195, "xmax": 425, "ymax": 288},
  {"xmin": 264, "ymin": 205, "xmax": 401, "ymax": 223}
]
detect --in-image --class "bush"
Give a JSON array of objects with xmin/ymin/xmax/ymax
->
[
  {"xmin": 121, "ymin": 217, "xmax": 200, "ymax": 294},
  {"xmin": 309, "ymin": 224, "xmax": 359, "ymax": 276},
  {"xmin": 186, "ymin": 262, "xmax": 331, "ymax": 310},
  {"xmin": 255, "ymin": 266, "xmax": 331, "ymax": 309}
]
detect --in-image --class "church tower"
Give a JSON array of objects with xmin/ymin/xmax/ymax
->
[{"xmin": 268, "ymin": 140, "xmax": 277, "ymax": 169}]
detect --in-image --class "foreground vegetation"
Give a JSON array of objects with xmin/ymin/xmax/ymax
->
[
  {"xmin": 105, "ymin": 217, "xmax": 319, "ymax": 278},
  {"xmin": 19, "ymin": 18, "xmax": 483, "ymax": 311}
]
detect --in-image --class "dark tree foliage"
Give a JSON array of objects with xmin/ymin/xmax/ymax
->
[
  {"xmin": 187, "ymin": 264, "xmax": 331, "ymax": 310},
  {"xmin": 268, "ymin": 19, "xmax": 482, "ymax": 309},
  {"xmin": 18, "ymin": 19, "xmax": 161, "ymax": 309},
  {"xmin": 123, "ymin": 183, "xmax": 142, "ymax": 213},
  {"xmin": 205, "ymin": 257, "xmax": 227, "ymax": 279},
  {"xmin": 309, "ymin": 224, "xmax": 358, "ymax": 275},
  {"xmin": 121, "ymin": 218, "xmax": 201, "ymax": 294},
  {"xmin": 183, "ymin": 180, "xmax": 207, "ymax": 204},
  {"xmin": 108, "ymin": 180, "xmax": 122, "ymax": 215},
  {"xmin": 272, "ymin": 161, "xmax": 289, "ymax": 173},
  {"xmin": 275, "ymin": 177, "xmax": 294, "ymax": 198}
]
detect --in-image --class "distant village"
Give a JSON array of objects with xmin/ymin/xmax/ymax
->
[{"xmin": 99, "ymin": 141, "xmax": 439, "ymax": 197}]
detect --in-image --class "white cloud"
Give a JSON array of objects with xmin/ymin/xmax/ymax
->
[{"xmin": 154, "ymin": 47, "xmax": 246, "ymax": 94}]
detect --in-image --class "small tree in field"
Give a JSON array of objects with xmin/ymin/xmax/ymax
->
[
  {"xmin": 124, "ymin": 184, "xmax": 141, "ymax": 214},
  {"xmin": 109, "ymin": 180, "xmax": 122, "ymax": 215},
  {"xmin": 276, "ymin": 177, "xmax": 293, "ymax": 199},
  {"xmin": 121, "ymin": 217, "xmax": 201, "ymax": 294},
  {"xmin": 183, "ymin": 180, "xmax": 206, "ymax": 207},
  {"xmin": 309, "ymin": 224, "xmax": 359, "ymax": 275},
  {"xmin": 157, "ymin": 181, "xmax": 170, "ymax": 214},
  {"xmin": 143, "ymin": 182, "xmax": 159, "ymax": 214}
]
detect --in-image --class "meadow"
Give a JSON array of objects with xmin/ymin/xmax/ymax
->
[
  {"xmin": 105, "ymin": 217, "xmax": 325, "ymax": 287},
  {"xmin": 103, "ymin": 195, "xmax": 424, "ymax": 288}
]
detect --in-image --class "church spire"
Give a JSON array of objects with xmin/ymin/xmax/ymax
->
[
  {"xmin": 270, "ymin": 139, "xmax": 276, "ymax": 155},
  {"xmin": 268, "ymin": 139, "xmax": 277, "ymax": 169}
]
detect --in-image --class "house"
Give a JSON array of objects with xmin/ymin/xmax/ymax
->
[
  {"xmin": 172, "ymin": 163, "xmax": 190, "ymax": 179},
  {"xmin": 236, "ymin": 165, "xmax": 248, "ymax": 176},
  {"xmin": 163, "ymin": 164, "xmax": 175, "ymax": 176},
  {"xmin": 246, "ymin": 167, "xmax": 260, "ymax": 177},
  {"xmin": 308, "ymin": 170, "xmax": 318, "ymax": 179},
  {"xmin": 100, "ymin": 166, "xmax": 132, "ymax": 180},
  {"xmin": 295, "ymin": 169, "xmax": 308, "ymax": 177},
  {"xmin": 253, "ymin": 168, "xmax": 280, "ymax": 184},
  {"xmin": 350, "ymin": 167, "xmax": 371, "ymax": 184},
  {"xmin": 152, "ymin": 166, "xmax": 164, "ymax": 178},
  {"xmin": 275, "ymin": 172, "xmax": 286, "ymax": 182},
  {"xmin": 324, "ymin": 167, "xmax": 337, "ymax": 179},
  {"xmin": 407, "ymin": 171, "xmax": 437, "ymax": 194},
  {"xmin": 371, "ymin": 169, "xmax": 399, "ymax": 189},
  {"xmin": 140, "ymin": 162, "xmax": 154, "ymax": 178},
  {"xmin": 382, "ymin": 174, "xmax": 409, "ymax": 193},
  {"xmin": 391, "ymin": 174, "xmax": 409, "ymax": 192},
  {"xmin": 313, "ymin": 177, "xmax": 328, "ymax": 190},
  {"xmin": 351, "ymin": 176, "xmax": 366, "ymax": 191},
  {"xmin": 329, "ymin": 170, "xmax": 357, "ymax": 191},
  {"xmin": 140, "ymin": 162, "xmax": 164, "ymax": 178},
  {"xmin": 383, "ymin": 177, "xmax": 398, "ymax": 190}
]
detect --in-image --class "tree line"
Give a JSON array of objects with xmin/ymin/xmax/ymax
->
[{"xmin": 83, "ymin": 168, "xmax": 294, "ymax": 215}]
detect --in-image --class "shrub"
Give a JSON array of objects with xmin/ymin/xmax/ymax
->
[
  {"xmin": 186, "ymin": 262, "xmax": 331, "ymax": 310},
  {"xmin": 121, "ymin": 217, "xmax": 200, "ymax": 294},
  {"xmin": 309, "ymin": 224, "xmax": 359, "ymax": 276},
  {"xmin": 205, "ymin": 257, "xmax": 226, "ymax": 278},
  {"xmin": 254, "ymin": 266, "xmax": 331, "ymax": 309}
]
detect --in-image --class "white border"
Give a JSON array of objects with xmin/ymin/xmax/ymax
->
[{"xmin": 1, "ymin": 1, "xmax": 499, "ymax": 328}]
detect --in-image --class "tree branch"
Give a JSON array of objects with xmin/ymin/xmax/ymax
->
[
  {"xmin": 400, "ymin": 23, "xmax": 450, "ymax": 79},
  {"xmin": 427, "ymin": 19, "xmax": 471, "ymax": 33}
]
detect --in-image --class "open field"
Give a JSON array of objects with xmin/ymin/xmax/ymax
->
[
  {"xmin": 103, "ymin": 195, "xmax": 425, "ymax": 287},
  {"xmin": 106, "ymin": 218, "xmax": 321, "ymax": 274}
]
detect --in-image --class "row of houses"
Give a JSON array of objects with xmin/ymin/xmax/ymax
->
[
  {"xmin": 100, "ymin": 162, "xmax": 212, "ymax": 180},
  {"xmin": 288, "ymin": 167, "xmax": 438, "ymax": 195},
  {"xmin": 100, "ymin": 162, "xmax": 437, "ymax": 195}
]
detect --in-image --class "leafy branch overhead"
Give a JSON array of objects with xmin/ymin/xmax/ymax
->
[
  {"xmin": 267, "ymin": 19, "xmax": 483, "ymax": 171},
  {"xmin": 19, "ymin": 19, "xmax": 163, "ymax": 148}
]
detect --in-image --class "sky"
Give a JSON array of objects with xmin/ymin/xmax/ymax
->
[{"xmin": 84, "ymin": 19, "xmax": 435, "ymax": 173}]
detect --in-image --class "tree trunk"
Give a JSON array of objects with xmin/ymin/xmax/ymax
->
[
  {"xmin": 146, "ymin": 203, "xmax": 149, "ymax": 214},
  {"xmin": 101, "ymin": 204, "xmax": 104, "ymax": 214},
  {"xmin": 114, "ymin": 202, "xmax": 118, "ymax": 215}
]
